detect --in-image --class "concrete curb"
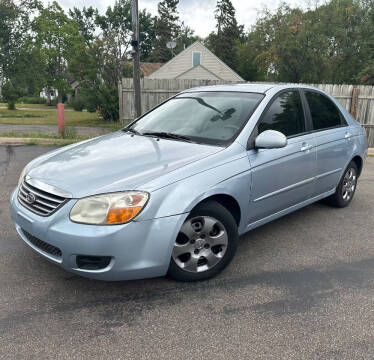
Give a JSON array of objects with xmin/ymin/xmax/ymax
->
[{"xmin": 0, "ymin": 137, "xmax": 80, "ymax": 146}]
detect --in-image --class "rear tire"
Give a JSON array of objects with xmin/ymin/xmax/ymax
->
[
  {"xmin": 168, "ymin": 201, "xmax": 238, "ymax": 282},
  {"xmin": 324, "ymin": 161, "xmax": 358, "ymax": 208}
]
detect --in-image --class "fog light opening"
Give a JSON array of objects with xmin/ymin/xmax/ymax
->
[{"xmin": 76, "ymin": 255, "xmax": 112, "ymax": 270}]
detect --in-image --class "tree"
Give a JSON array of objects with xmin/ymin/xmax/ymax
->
[
  {"xmin": 6, "ymin": 43, "xmax": 45, "ymax": 96},
  {"xmin": 358, "ymin": 1, "xmax": 374, "ymax": 84},
  {"xmin": 243, "ymin": 0, "xmax": 371, "ymax": 84},
  {"xmin": 206, "ymin": 0, "xmax": 244, "ymax": 68},
  {"xmin": 95, "ymin": 0, "xmax": 154, "ymax": 83},
  {"xmin": 174, "ymin": 23, "xmax": 200, "ymax": 54},
  {"xmin": 0, "ymin": 0, "xmax": 39, "ymax": 100},
  {"xmin": 318, "ymin": 0, "xmax": 366, "ymax": 84},
  {"xmin": 233, "ymin": 40, "xmax": 266, "ymax": 81},
  {"xmin": 139, "ymin": 9, "xmax": 155, "ymax": 61},
  {"xmin": 248, "ymin": 5, "xmax": 330, "ymax": 83},
  {"xmin": 32, "ymin": 2, "xmax": 84, "ymax": 103},
  {"xmin": 70, "ymin": 0, "xmax": 155, "ymax": 121},
  {"xmin": 68, "ymin": 6, "xmax": 98, "ymax": 45},
  {"xmin": 150, "ymin": 0, "xmax": 181, "ymax": 62},
  {"xmin": 2, "ymin": 81, "xmax": 24, "ymax": 109},
  {"xmin": 95, "ymin": 0, "xmax": 131, "ymax": 86},
  {"xmin": 0, "ymin": 0, "xmax": 17, "ymax": 96}
]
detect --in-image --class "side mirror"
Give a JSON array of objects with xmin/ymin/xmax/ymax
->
[{"xmin": 255, "ymin": 130, "xmax": 287, "ymax": 149}]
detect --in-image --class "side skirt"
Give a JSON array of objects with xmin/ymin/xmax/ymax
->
[{"xmin": 241, "ymin": 188, "xmax": 336, "ymax": 235}]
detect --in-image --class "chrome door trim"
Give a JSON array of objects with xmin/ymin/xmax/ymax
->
[
  {"xmin": 253, "ymin": 177, "xmax": 315, "ymax": 202},
  {"xmin": 315, "ymin": 168, "xmax": 342, "ymax": 180},
  {"xmin": 247, "ymin": 188, "xmax": 336, "ymax": 231}
]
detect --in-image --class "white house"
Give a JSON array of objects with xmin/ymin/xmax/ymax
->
[
  {"xmin": 146, "ymin": 41, "xmax": 243, "ymax": 82},
  {"xmin": 40, "ymin": 87, "xmax": 58, "ymax": 100}
]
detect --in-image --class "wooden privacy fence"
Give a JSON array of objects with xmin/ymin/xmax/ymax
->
[
  {"xmin": 311, "ymin": 84, "xmax": 374, "ymax": 147},
  {"xmin": 119, "ymin": 78, "xmax": 240, "ymax": 122},
  {"xmin": 119, "ymin": 78, "xmax": 374, "ymax": 147}
]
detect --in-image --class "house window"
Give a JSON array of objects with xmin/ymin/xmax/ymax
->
[{"xmin": 193, "ymin": 52, "xmax": 201, "ymax": 67}]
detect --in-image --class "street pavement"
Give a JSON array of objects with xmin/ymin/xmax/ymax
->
[{"xmin": 1, "ymin": 145, "xmax": 374, "ymax": 360}]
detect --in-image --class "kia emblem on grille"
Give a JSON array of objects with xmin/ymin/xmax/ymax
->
[{"xmin": 26, "ymin": 193, "xmax": 36, "ymax": 204}]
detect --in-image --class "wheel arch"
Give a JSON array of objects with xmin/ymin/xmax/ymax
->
[
  {"xmin": 190, "ymin": 193, "xmax": 242, "ymax": 228},
  {"xmin": 351, "ymin": 155, "xmax": 363, "ymax": 177}
]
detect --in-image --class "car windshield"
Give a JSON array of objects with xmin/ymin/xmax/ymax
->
[{"xmin": 126, "ymin": 91, "xmax": 264, "ymax": 146}]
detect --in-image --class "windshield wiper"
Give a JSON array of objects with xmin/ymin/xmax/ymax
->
[
  {"xmin": 141, "ymin": 131, "xmax": 194, "ymax": 142},
  {"xmin": 123, "ymin": 128, "xmax": 142, "ymax": 135}
]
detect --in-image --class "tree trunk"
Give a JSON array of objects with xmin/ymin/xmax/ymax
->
[
  {"xmin": 0, "ymin": 67, "xmax": 3, "ymax": 99},
  {"xmin": 57, "ymin": 89, "xmax": 62, "ymax": 104},
  {"xmin": 46, "ymin": 87, "xmax": 51, "ymax": 106}
]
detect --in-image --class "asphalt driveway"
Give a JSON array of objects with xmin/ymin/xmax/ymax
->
[{"xmin": 1, "ymin": 145, "xmax": 374, "ymax": 360}]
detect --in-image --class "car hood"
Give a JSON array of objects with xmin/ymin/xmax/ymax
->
[{"xmin": 27, "ymin": 131, "xmax": 223, "ymax": 198}]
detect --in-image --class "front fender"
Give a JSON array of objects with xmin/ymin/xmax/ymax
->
[{"xmin": 136, "ymin": 156, "xmax": 252, "ymax": 235}]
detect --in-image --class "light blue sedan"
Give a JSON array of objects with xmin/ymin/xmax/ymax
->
[{"xmin": 10, "ymin": 84, "xmax": 368, "ymax": 281}]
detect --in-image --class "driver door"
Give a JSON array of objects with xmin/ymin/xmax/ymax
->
[{"xmin": 246, "ymin": 90, "xmax": 317, "ymax": 225}]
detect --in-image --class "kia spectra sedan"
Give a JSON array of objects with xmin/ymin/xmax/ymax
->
[{"xmin": 10, "ymin": 84, "xmax": 368, "ymax": 281}]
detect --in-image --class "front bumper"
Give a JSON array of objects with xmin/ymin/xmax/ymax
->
[{"xmin": 10, "ymin": 188, "xmax": 188, "ymax": 281}]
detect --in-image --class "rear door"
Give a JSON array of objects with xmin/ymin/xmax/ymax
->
[
  {"xmin": 302, "ymin": 90, "xmax": 353, "ymax": 196},
  {"xmin": 247, "ymin": 90, "xmax": 317, "ymax": 225}
]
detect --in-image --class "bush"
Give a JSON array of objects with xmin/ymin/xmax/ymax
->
[
  {"xmin": 2, "ymin": 82, "xmax": 24, "ymax": 110},
  {"xmin": 76, "ymin": 84, "xmax": 118, "ymax": 117},
  {"xmin": 84, "ymin": 92, "xmax": 99, "ymax": 113},
  {"xmin": 86, "ymin": 101, "xmax": 97, "ymax": 113},
  {"xmin": 70, "ymin": 97, "xmax": 85, "ymax": 112},
  {"xmin": 18, "ymin": 96, "xmax": 46, "ymax": 104},
  {"xmin": 97, "ymin": 85, "xmax": 119, "ymax": 122},
  {"xmin": 8, "ymin": 101, "xmax": 16, "ymax": 110},
  {"xmin": 79, "ymin": 85, "xmax": 99, "ymax": 113}
]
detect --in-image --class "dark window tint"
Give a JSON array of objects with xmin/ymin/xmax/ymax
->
[
  {"xmin": 305, "ymin": 91, "xmax": 343, "ymax": 130},
  {"xmin": 258, "ymin": 91, "xmax": 305, "ymax": 137}
]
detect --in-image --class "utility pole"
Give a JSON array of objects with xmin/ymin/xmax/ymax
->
[{"xmin": 131, "ymin": 0, "xmax": 141, "ymax": 118}]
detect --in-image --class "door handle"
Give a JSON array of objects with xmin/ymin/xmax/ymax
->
[
  {"xmin": 300, "ymin": 143, "xmax": 313, "ymax": 152},
  {"xmin": 345, "ymin": 132, "xmax": 352, "ymax": 139}
]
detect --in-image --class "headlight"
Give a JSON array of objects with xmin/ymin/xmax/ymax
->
[
  {"xmin": 18, "ymin": 166, "xmax": 27, "ymax": 186},
  {"xmin": 69, "ymin": 191, "xmax": 149, "ymax": 225}
]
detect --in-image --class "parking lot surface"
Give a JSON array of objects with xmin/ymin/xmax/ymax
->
[{"xmin": 1, "ymin": 145, "xmax": 374, "ymax": 360}]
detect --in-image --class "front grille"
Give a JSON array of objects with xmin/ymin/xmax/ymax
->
[
  {"xmin": 18, "ymin": 180, "xmax": 67, "ymax": 217},
  {"xmin": 22, "ymin": 229, "xmax": 62, "ymax": 257}
]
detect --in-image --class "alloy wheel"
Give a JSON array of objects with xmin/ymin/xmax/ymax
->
[{"xmin": 342, "ymin": 167, "xmax": 357, "ymax": 201}]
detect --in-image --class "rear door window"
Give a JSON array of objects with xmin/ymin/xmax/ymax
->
[{"xmin": 305, "ymin": 91, "xmax": 345, "ymax": 131}]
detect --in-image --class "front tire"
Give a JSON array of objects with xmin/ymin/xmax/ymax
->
[
  {"xmin": 324, "ymin": 161, "xmax": 358, "ymax": 208},
  {"xmin": 168, "ymin": 201, "xmax": 238, "ymax": 282}
]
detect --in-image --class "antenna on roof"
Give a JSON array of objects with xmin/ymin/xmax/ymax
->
[{"xmin": 166, "ymin": 41, "xmax": 177, "ymax": 56}]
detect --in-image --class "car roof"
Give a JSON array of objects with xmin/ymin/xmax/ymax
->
[{"xmin": 182, "ymin": 83, "xmax": 318, "ymax": 95}]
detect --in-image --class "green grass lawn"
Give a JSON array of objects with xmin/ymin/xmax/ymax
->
[
  {"xmin": 0, "ymin": 131, "xmax": 89, "ymax": 140},
  {"xmin": 0, "ymin": 103, "xmax": 122, "ymax": 129}
]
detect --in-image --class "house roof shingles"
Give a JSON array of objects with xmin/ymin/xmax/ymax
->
[{"xmin": 139, "ymin": 62, "xmax": 164, "ymax": 77}]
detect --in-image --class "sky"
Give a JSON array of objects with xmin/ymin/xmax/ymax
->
[
  {"xmin": 45, "ymin": 0, "xmax": 307, "ymax": 38},
  {"xmin": 139, "ymin": 0, "xmax": 307, "ymax": 37}
]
